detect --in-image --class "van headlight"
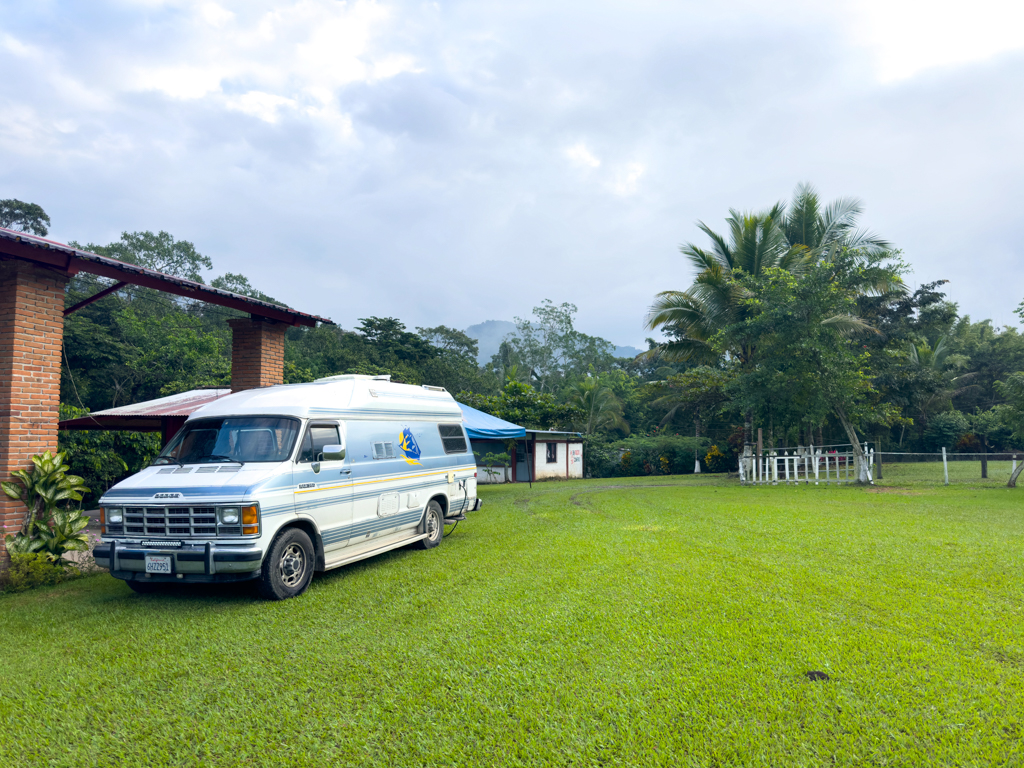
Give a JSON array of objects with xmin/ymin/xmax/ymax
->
[
  {"xmin": 218, "ymin": 507, "xmax": 241, "ymax": 525},
  {"xmin": 107, "ymin": 508, "xmax": 123, "ymax": 524}
]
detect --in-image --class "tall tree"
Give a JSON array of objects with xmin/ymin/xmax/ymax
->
[
  {"xmin": 0, "ymin": 199, "xmax": 51, "ymax": 235},
  {"xmin": 724, "ymin": 248, "xmax": 905, "ymax": 482},
  {"xmin": 495, "ymin": 300, "xmax": 616, "ymax": 392},
  {"xmin": 645, "ymin": 204, "xmax": 807, "ymax": 366}
]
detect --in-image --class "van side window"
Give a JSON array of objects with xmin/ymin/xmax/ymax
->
[
  {"xmin": 438, "ymin": 424, "xmax": 468, "ymax": 454},
  {"xmin": 372, "ymin": 442, "xmax": 395, "ymax": 460},
  {"xmin": 298, "ymin": 424, "xmax": 340, "ymax": 462}
]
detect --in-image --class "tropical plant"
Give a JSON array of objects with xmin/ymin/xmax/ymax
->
[
  {"xmin": 3, "ymin": 533, "xmax": 43, "ymax": 555},
  {"xmin": 649, "ymin": 366, "xmax": 732, "ymax": 437},
  {"xmin": 565, "ymin": 377, "xmax": 629, "ymax": 435},
  {"xmin": 722, "ymin": 248, "xmax": 906, "ymax": 483},
  {"xmin": 646, "ymin": 183, "xmax": 890, "ymax": 367},
  {"xmin": 1, "ymin": 450, "xmax": 90, "ymax": 538},
  {"xmin": 782, "ymin": 183, "xmax": 890, "ymax": 253},
  {"xmin": 35, "ymin": 509, "xmax": 92, "ymax": 563},
  {"xmin": 645, "ymin": 204, "xmax": 808, "ymax": 366}
]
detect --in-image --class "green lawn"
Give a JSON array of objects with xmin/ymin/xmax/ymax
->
[
  {"xmin": 2, "ymin": 477, "xmax": 1023, "ymax": 767},
  {"xmin": 878, "ymin": 458, "xmax": 1022, "ymax": 487}
]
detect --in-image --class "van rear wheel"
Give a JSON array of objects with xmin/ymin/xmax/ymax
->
[
  {"xmin": 257, "ymin": 528, "xmax": 315, "ymax": 600},
  {"xmin": 413, "ymin": 501, "xmax": 444, "ymax": 550}
]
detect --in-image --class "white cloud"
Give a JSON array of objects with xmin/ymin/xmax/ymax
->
[
  {"xmin": 849, "ymin": 0, "xmax": 1024, "ymax": 82},
  {"xmin": 123, "ymin": 0, "xmax": 418, "ymax": 132},
  {"xmin": 199, "ymin": 2, "xmax": 234, "ymax": 27},
  {"xmin": 225, "ymin": 90, "xmax": 297, "ymax": 122},
  {"xmin": 565, "ymin": 142, "xmax": 601, "ymax": 169},
  {"xmin": 608, "ymin": 162, "xmax": 645, "ymax": 196}
]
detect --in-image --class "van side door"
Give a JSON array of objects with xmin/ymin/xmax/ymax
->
[
  {"xmin": 293, "ymin": 421, "xmax": 353, "ymax": 555},
  {"xmin": 348, "ymin": 421, "xmax": 422, "ymax": 544}
]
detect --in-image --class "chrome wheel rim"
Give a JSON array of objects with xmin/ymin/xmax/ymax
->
[
  {"xmin": 426, "ymin": 509, "xmax": 441, "ymax": 541},
  {"xmin": 279, "ymin": 542, "xmax": 306, "ymax": 588}
]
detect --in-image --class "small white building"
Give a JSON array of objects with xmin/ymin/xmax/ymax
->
[
  {"xmin": 523, "ymin": 430, "xmax": 584, "ymax": 482},
  {"xmin": 459, "ymin": 404, "xmax": 583, "ymax": 483}
]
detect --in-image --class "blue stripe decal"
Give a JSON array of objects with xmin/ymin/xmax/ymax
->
[{"xmin": 321, "ymin": 509, "xmax": 423, "ymax": 544}]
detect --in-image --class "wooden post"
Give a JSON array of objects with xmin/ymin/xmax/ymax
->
[
  {"xmin": 981, "ymin": 435, "xmax": 988, "ymax": 479},
  {"xmin": 875, "ymin": 438, "xmax": 883, "ymax": 480},
  {"xmin": 942, "ymin": 447, "xmax": 949, "ymax": 485}
]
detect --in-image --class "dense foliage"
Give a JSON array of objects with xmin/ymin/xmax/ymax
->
[{"xmin": 25, "ymin": 186, "xmax": 1024, "ymax": 495}]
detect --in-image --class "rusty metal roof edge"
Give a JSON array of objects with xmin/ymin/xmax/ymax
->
[
  {"xmin": 0, "ymin": 227, "xmax": 334, "ymax": 326},
  {"xmin": 79, "ymin": 388, "xmax": 234, "ymax": 418}
]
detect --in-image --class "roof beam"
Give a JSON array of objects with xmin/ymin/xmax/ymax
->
[
  {"xmin": 0, "ymin": 233, "xmax": 328, "ymax": 327},
  {"xmin": 64, "ymin": 281, "xmax": 127, "ymax": 316}
]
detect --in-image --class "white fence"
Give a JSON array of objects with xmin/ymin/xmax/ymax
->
[{"xmin": 739, "ymin": 443, "xmax": 874, "ymax": 485}]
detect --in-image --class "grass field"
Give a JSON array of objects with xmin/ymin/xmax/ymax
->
[
  {"xmin": 878, "ymin": 458, "xmax": 1022, "ymax": 487},
  {"xmin": 2, "ymin": 476, "xmax": 1023, "ymax": 767}
]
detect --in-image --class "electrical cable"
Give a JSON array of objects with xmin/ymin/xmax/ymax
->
[{"xmin": 443, "ymin": 481, "xmax": 470, "ymax": 538}]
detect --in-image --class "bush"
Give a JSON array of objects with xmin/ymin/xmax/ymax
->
[
  {"xmin": 0, "ymin": 553, "xmax": 84, "ymax": 593},
  {"xmin": 58, "ymin": 403, "xmax": 161, "ymax": 506},
  {"xmin": 925, "ymin": 410, "xmax": 970, "ymax": 452},
  {"xmin": 704, "ymin": 445, "xmax": 730, "ymax": 473},
  {"xmin": 604, "ymin": 435, "xmax": 710, "ymax": 478}
]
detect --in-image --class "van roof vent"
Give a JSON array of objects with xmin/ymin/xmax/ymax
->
[{"xmin": 422, "ymin": 385, "xmax": 447, "ymax": 392}]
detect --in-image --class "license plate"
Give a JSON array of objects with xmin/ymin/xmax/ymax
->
[{"xmin": 144, "ymin": 555, "xmax": 173, "ymax": 574}]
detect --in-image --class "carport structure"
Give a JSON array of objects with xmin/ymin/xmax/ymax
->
[{"xmin": 0, "ymin": 227, "xmax": 332, "ymax": 557}]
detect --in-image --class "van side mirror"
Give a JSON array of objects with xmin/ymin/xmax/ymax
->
[{"xmin": 321, "ymin": 444, "xmax": 346, "ymax": 461}]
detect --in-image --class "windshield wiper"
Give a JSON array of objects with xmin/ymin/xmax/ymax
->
[
  {"xmin": 205, "ymin": 454, "xmax": 245, "ymax": 465},
  {"xmin": 152, "ymin": 456, "xmax": 182, "ymax": 466}
]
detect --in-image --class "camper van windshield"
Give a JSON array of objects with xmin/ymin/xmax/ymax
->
[{"xmin": 155, "ymin": 417, "xmax": 301, "ymax": 465}]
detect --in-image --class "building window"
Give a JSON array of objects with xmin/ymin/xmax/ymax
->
[
  {"xmin": 546, "ymin": 442, "xmax": 558, "ymax": 464},
  {"xmin": 438, "ymin": 424, "xmax": 468, "ymax": 454}
]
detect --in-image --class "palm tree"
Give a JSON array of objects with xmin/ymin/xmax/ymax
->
[
  {"xmin": 783, "ymin": 183, "xmax": 890, "ymax": 253},
  {"xmin": 645, "ymin": 185, "xmax": 891, "ymax": 444},
  {"xmin": 645, "ymin": 204, "xmax": 807, "ymax": 365},
  {"xmin": 904, "ymin": 335, "xmax": 978, "ymax": 444},
  {"xmin": 565, "ymin": 378, "xmax": 629, "ymax": 435}
]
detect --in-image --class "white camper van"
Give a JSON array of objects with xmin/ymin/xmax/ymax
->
[{"xmin": 94, "ymin": 375, "xmax": 481, "ymax": 599}]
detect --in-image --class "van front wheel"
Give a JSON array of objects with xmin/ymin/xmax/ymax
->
[
  {"xmin": 413, "ymin": 501, "xmax": 444, "ymax": 550},
  {"xmin": 257, "ymin": 528, "xmax": 315, "ymax": 600}
]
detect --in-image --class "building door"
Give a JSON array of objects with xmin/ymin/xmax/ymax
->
[{"xmin": 515, "ymin": 441, "xmax": 531, "ymax": 482}]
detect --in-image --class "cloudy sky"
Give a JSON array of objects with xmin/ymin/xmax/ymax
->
[{"xmin": 2, "ymin": 0, "xmax": 1022, "ymax": 346}]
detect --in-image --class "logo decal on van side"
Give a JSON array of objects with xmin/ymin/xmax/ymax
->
[{"xmin": 399, "ymin": 427, "xmax": 422, "ymax": 465}]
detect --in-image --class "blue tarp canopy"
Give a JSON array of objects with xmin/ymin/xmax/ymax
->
[{"xmin": 457, "ymin": 403, "xmax": 526, "ymax": 441}]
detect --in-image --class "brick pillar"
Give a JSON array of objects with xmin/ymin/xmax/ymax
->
[
  {"xmin": 0, "ymin": 259, "xmax": 68, "ymax": 563},
  {"xmin": 227, "ymin": 317, "xmax": 286, "ymax": 392}
]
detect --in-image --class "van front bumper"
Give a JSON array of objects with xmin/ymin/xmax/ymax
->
[{"xmin": 95, "ymin": 541, "xmax": 263, "ymax": 583}]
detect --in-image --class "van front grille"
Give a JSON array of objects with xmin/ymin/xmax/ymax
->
[{"xmin": 124, "ymin": 506, "xmax": 224, "ymax": 538}]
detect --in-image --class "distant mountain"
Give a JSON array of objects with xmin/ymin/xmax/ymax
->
[
  {"xmin": 464, "ymin": 320, "xmax": 643, "ymax": 365},
  {"xmin": 613, "ymin": 345, "xmax": 644, "ymax": 359},
  {"xmin": 464, "ymin": 320, "xmax": 516, "ymax": 364}
]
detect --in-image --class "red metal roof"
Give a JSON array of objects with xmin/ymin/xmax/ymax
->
[
  {"xmin": 59, "ymin": 389, "xmax": 232, "ymax": 431},
  {"xmin": 0, "ymin": 227, "xmax": 333, "ymax": 327}
]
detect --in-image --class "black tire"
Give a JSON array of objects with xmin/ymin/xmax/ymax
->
[
  {"xmin": 125, "ymin": 579, "xmax": 165, "ymax": 594},
  {"xmin": 413, "ymin": 500, "xmax": 444, "ymax": 550},
  {"xmin": 257, "ymin": 528, "xmax": 315, "ymax": 600}
]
